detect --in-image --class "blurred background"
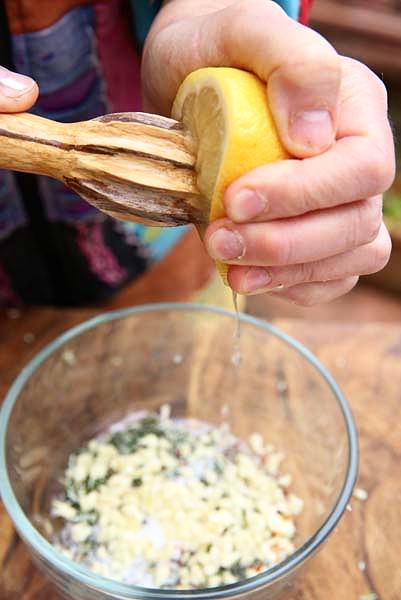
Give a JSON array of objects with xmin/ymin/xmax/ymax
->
[{"xmin": 247, "ymin": 0, "xmax": 401, "ymax": 322}]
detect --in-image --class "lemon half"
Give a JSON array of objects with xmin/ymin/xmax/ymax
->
[{"xmin": 172, "ymin": 67, "xmax": 289, "ymax": 283}]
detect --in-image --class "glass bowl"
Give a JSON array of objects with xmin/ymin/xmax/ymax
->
[{"xmin": 0, "ymin": 303, "xmax": 358, "ymax": 600}]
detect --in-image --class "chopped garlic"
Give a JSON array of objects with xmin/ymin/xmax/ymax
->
[
  {"xmin": 278, "ymin": 474, "xmax": 292, "ymax": 488},
  {"xmin": 71, "ymin": 523, "xmax": 91, "ymax": 543},
  {"xmin": 159, "ymin": 404, "xmax": 171, "ymax": 421},
  {"xmin": 52, "ymin": 409, "xmax": 302, "ymax": 589},
  {"xmin": 266, "ymin": 452, "xmax": 284, "ymax": 475},
  {"xmin": 52, "ymin": 500, "xmax": 77, "ymax": 520},
  {"xmin": 249, "ymin": 432, "xmax": 264, "ymax": 454},
  {"xmin": 62, "ymin": 349, "xmax": 76, "ymax": 366},
  {"xmin": 353, "ymin": 487, "xmax": 369, "ymax": 501}
]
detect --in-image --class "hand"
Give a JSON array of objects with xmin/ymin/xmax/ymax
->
[
  {"xmin": 143, "ymin": 0, "xmax": 395, "ymax": 305},
  {"xmin": 0, "ymin": 65, "xmax": 38, "ymax": 112}
]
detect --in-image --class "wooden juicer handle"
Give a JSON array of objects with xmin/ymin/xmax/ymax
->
[{"xmin": 0, "ymin": 111, "xmax": 207, "ymax": 226}]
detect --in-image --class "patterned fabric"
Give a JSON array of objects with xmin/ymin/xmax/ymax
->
[
  {"xmin": 0, "ymin": 0, "xmax": 310, "ymax": 307},
  {"xmin": 0, "ymin": 0, "xmax": 188, "ymax": 306},
  {"xmin": 299, "ymin": 0, "xmax": 314, "ymax": 23},
  {"xmin": 274, "ymin": 0, "xmax": 313, "ymax": 22}
]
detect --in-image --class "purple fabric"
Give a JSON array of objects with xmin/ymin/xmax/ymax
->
[{"xmin": 37, "ymin": 68, "xmax": 98, "ymax": 111}]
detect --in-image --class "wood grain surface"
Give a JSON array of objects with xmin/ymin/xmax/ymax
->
[
  {"xmin": 0, "ymin": 310, "xmax": 400, "ymax": 600},
  {"xmin": 0, "ymin": 111, "xmax": 205, "ymax": 227}
]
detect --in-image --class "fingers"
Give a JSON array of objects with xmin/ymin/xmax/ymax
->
[
  {"xmin": 224, "ymin": 138, "xmax": 394, "ymax": 223},
  {"xmin": 227, "ymin": 223, "xmax": 391, "ymax": 294},
  {"xmin": 269, "ymin": 277, "xmax": 360, "ymax": 307},
  {"xmin": 143, "ymin": 0, "xmax": 341, "ymax": 156},
  {"xmin": 0, "ymin": 66, "xmax": 38, "ymax": 112},
  {"xmin": 205, "ymin": 197, "xmax": 383, "ymax": 266},
  {"xmin": 224, "ymin": 58, "xmax": 395, "ymax": 224}
]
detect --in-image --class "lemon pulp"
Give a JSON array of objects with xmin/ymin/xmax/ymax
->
[{"xmin": 172, "ymin": 67, "xmax": 289, "ymax": 282}]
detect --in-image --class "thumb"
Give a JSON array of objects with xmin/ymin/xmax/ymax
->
[
  {"xmin": 0, "ymin": 66, "xmax": 38, "ymax": 112},
  {"xmin": 268, "ymin": 56, "xmax": 341, "ymax": 158}
]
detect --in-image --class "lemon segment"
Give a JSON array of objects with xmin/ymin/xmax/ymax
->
[{"xmin": 172, "ymin": 67, "xmax": 289, "ymax": 283}]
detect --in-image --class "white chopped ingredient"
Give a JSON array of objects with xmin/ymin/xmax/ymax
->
[
  {"xmin": 360, "ymin": 593, "xmax": 378, "ymax": 600},
  {"xmin": 266, "ymin": 452, "xmax": 284, "ymax": 475},
  {"xmin": 62, "ymin": 349, "xmax": 76, "ymax": 366},
  {"xmin": 172, "ymin": 354, "xmax": 183, "ymax": 364},
  {"xmin": 23, "ymin": 332, "xmax": 35, "ymax": 344},
  {"xmin": 353, "ymin": 488, "xmax": 369, "ymax": 501},
  {"xmin": 286, "ymin": 494, "xmax": 304, "ymax": 516},
  {"xmin": 71, "ymin": 523, "xmax": 92, "ymax": 543},
  {"xmin": 52, "ymin": 409, "xmax": 303, "ymax": 589},
  {"xmin": 278, "ymin": 474, "xmax": 292, "ymax": 488},
  {"xmin": 249, "ymin": 432, "xmax": 265, "ymax": 455},
  {"xmin": 358, "ymin": 560, "xmax": 366, "ymax": 571},
  {"xmin": 52, "ymin": 500, "xmax": 77, "ymax": 520},
  {"xmin": 89, "ymin": 460, "xmax": 109, "ymax": 482},
  {"xmin": 159, "ymin": 404, "xmax": 171, "ymax": 421},
  {"xmin": 346, "ymin": 504, "xmax": 353, "ymax": 512}
]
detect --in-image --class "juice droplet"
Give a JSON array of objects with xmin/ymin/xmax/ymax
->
[{"xmin": 231, "ymin": 291, "xmax": 242, "ymax": 367}]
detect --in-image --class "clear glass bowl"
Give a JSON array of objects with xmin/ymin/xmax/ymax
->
[{"xmin": 0, "ymin": 303, "xmax": 358, "ymax": 600}]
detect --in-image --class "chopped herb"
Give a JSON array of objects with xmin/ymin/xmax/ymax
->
[
  {"xmin": 109, "ymin": 417, "xmax": 165, "ymax": 454},
  {"xmin": 230, "ymin": 561, "xmax": 247, "ymax": 579},
  {"xmin": 85, "ymin": 470, "xmax": 113, "ymax": 492}
]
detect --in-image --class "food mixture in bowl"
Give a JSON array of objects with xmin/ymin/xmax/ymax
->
[{"xmin": 52, "ymin": 406, "xmax": 303, "ymax": 589}]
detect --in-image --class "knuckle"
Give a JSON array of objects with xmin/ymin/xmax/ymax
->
[
  {"xmin": 289, "ymin": 163, "xmax": 323, "ymax": 214},
  {"xmin": 372, "ymin": 152, "xmax": 395, "ymax": 192},
  {"xmin": 265, "ymin": 231, "xmax": 293, "ymax": 265},
  {"xmin": 297, "ymin": 262, "xmax": 317, "ymax": 284},
  {"xmin": 370, "ymin": 227, "xmax": 392, "ymax": 273},
  {"xmin": 276, "ymin": 43, "xmax": 340, "ymax": 91},
  {"xmin": 346, "ymin": 202, "xmax": 364, "ymax": 249},
  {"xmin": 345, "ymin": 57, "xmax": 389, "ymax": 106},
  {"xmin": 361, "ymin": 143, "xmax": 396, "ymax": 194},
  {"xmin": 343, "ymin": 57, "xmax": 377, "ymax": 82},
  {"xmin": 361, "ymin": 197, "xmax": 383, "ymax": 243}
]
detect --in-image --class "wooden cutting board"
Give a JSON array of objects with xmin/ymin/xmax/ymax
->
[{"xmin": 0, "ymin": 309, "xmax": 400, "ymax": 600}]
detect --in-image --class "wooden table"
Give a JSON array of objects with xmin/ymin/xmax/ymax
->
[{"xmin": 1, "ymin": 308, "xmax": 400, "ymax": 600}]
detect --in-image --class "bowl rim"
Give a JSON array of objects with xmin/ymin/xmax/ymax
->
[{"xmin": 0, "ymin": 302, "xmax": 358, "ymax": 599}]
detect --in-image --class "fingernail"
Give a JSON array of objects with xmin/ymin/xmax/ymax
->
[
  {"xmin": 0, "ymin": 71, "xmax": 33, "ymax": 97},
  {"xmin": 290, "ymin": 110, "xmax": 333, "ymax": 149},
  {"xmin": 228, "ymin": 189, "xmax": 267, "ymax": 222},
  {"xmin": 242, "ymin": 268, "xmax": 272, "ymax": 293},
  {"xmin": 208, "ymin": 228, "xmax": 244, "ymax": 261}
]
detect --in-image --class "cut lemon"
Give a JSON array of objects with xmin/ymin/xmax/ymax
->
[{"xmin": 172, "ymin": 67, "xmax": 289, "ymax": 283}]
